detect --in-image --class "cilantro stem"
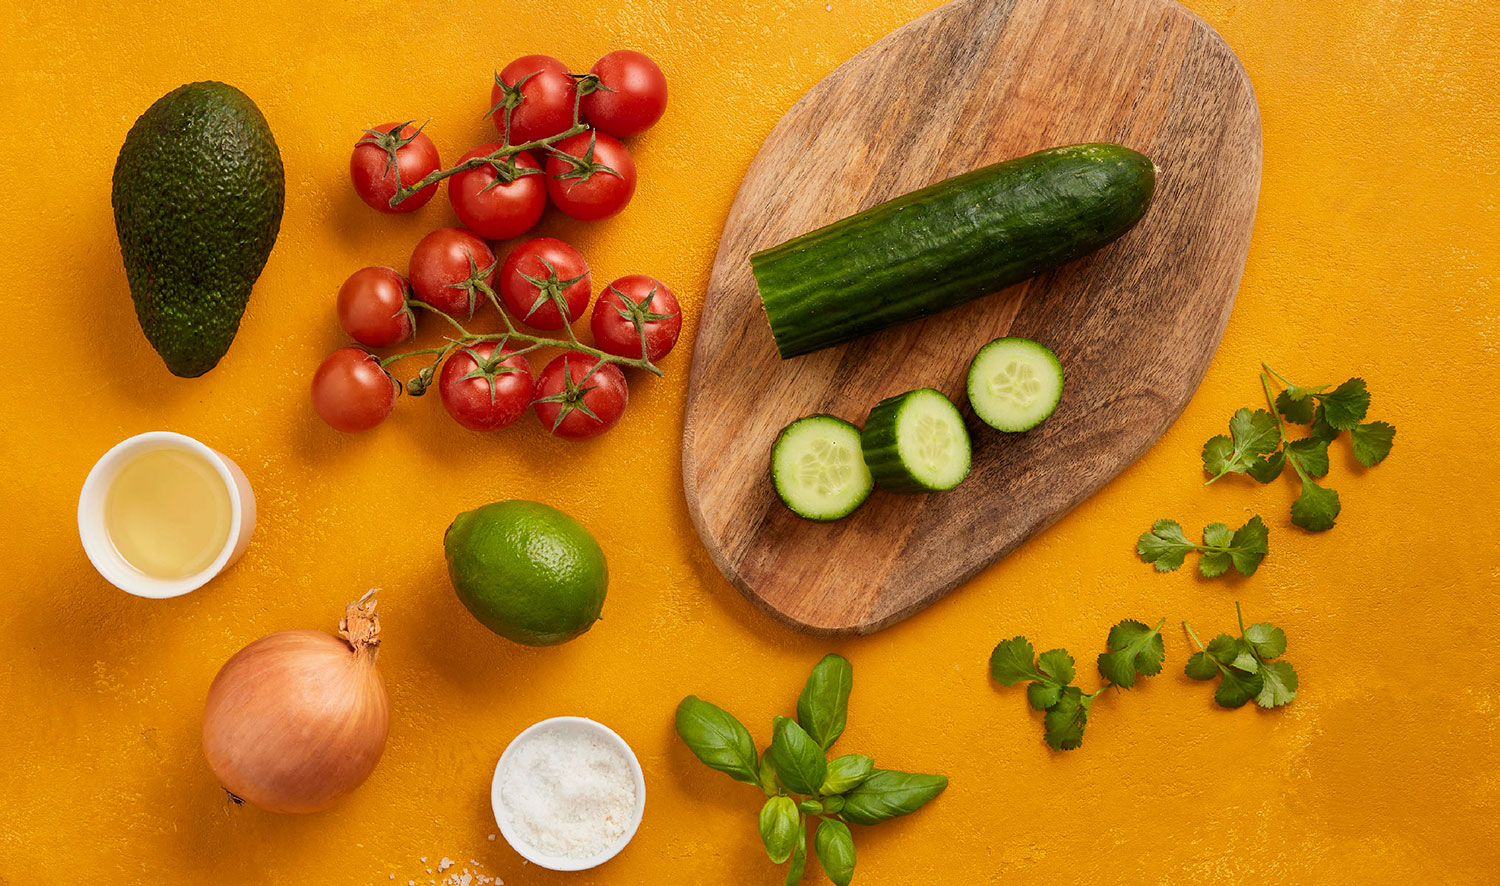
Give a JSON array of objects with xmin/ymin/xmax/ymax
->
[
  {"xmin": 1182, "ymin": 621, "xmax": 1207, "ymax": 651},
  {"xmin": 1261, "ymin": 362, "xmax": 1296, "ymax": 389},
  {"xmin": 1234, "ymin": 601, "xmax": 1247, "ymax": 637}
]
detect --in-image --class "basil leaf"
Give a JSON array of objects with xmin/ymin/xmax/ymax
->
[
  {"xmin": 796, "ymin": 653, "xmax": 853, "ymax": 750},
  {"xmin": 674, "ymin": 695, "xmax": 759, "ymax": 785},
  {"xmin": 783, "ymin": 817, "xmax": 807, "ymax": 885},
  {"xmin": 769, "ymin": 716, "xmax": 827, "ymax": 795},
  {"xmin": 820, "ymin": 753, "xmax": 874, "ymax": 795},
  {"xmin": 757, "ymin": 745, "xmax": 781, "ymax": 796},
  {"xmin": 797, "ymin": 798, "xmax": 823, "ymax": 815},
  {"xmin": 839, "ymin": 768, "xmax": 948, "ymax": 825},
  {"xmin": 823, "ymin": 794, "xmax": 845, "ymax": 814},
  {"xmin": 813, "ymin": 818, "xmax": 857, "ymax": 886},
  {"xmin": 758, "ymin": 796, "xmax": 799, "ymax": 864}
]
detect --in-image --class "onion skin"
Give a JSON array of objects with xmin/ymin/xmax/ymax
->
[{"xmin": 202, "ymin": 593, "xmax": 389, "ymax": 814}]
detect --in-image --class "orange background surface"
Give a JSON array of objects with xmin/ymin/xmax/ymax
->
[{"xmin": 2, "ymin": 0, "xmax": 1498, "ymax": 883}]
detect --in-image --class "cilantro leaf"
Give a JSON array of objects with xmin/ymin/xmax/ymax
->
[
  {"xmin": 1275, "ymin": 388, "xmax": 1315, "ymax": 424},
  {"xmin": 1228, "ymin": 517, "xmax": 1270, "ymax": 575},
  {"xmin": 1351, "ymin": 420, "xmax": 1395, "ymax": 467},
  {"xmin": 1246, "ymin": 449, "xmax": 1286, "ymax": 484},
  {"xmin": 1136, "ymin": 520, "xmax": 1195, "ymax": 572},
  {"xmin": 1203, "ymin": 408, "xmax": 1281, "ymax": 481},
  {"xmin": 1243, "ymin": 622, "xmax": 1287, "ymax": 660},
  {"xmin": 988, "ymin": 637, "xmax": 1043, "ymax": 686},
  {"xmin": 1290, "ymin": 478, "xmax": 1340, "ymax": 531},
  {"xmin": 1256, "ymin": 660, "xmax": 1299, "ymax": 708},
  {"xmin": 1097, "ymin": 618, "xmax": 1166, "ymax": 689},
  {"xmin": 1041, "ymin": 687, "xmax": 1090, "ymax": 751},
  {"xmin": 1027, "ymin": 681, "xmax": 1062, "ymax": 711},
  {"xmin": 1184, "ymin": 651, "xmax": 1219, "ymax": 680},
  {"xmin": 1037, "ymin": 648, "xmax": 1075, "ymax": 685},
  {"xmin": 1318, "ymin": 378, "xmax": 1370, "ymax": 430},
  {"xmin": 1214, "ymin": 667, "xmax": 1262, "ymax": 708},
  {"xmin": 1286, "ymin": 436, "xmax": 1331, "ymax": 479},
  {"xmin": 1309, "ymin": 404, "xmax": 1339, "ymax": 442},
  {"xmin": 1197, "ymin": 548, "xmax": 1231, "ymax": 578}
]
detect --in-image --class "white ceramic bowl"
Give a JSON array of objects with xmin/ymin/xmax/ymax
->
[
  {"xmin": 491, "ymin": 716, "xmax": 646, "ymax": 871},
  {"xmin": 77, "ymin": 431, "xmax": 256, "ymax": 598}
]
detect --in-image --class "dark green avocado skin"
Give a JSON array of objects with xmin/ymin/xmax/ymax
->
[{"xmin": 112, "ymin": 81, "xmax": 285, "ymax": 378}]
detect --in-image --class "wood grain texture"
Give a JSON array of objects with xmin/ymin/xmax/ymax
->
[{"xmin": 682, "ymin": 0, "xmax": 1261, "ymax": 635}]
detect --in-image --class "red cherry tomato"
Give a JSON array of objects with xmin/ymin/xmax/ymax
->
[
  {"xmin": 533, "ymin": 353, "xmax": 629, "ymax": 441},
  {"xmin": 590, "ymin": 275, "xmax": 682, "ymax": 362},
  {"xmin": 490, "ymin": 55, "xmax": 577, "ymax": 144},
  {"xmin": 336, "ymin": 267, "xmax": 415, "ymax": 348},
  {"xmin": 581, "ymin": 50, "xmax": 668, "ymax": 138},
  {"xmin": 438, "ymin": 341, "xmax": 535, "ymax": 432},
  {"xmin": 350, "ymin": 123, "xmax": 441, "ymax": 214},
  {"xmin": 448, "ymin": 146, "xmax": 547, "ymax": 241},
  {"xmin": 409, "ymin": 228, "xmax": 496, "ymax": 319},
  {"xmin": 497, "ymin": 237, "xmax": 592, "ymax": 330},
  {"xmin": 311, "ymin": 347, "xmax": 397, "ymax": 433},
  {"xmin": 545, "ymin": 132, "xmax": 637, "ymax": 221}
]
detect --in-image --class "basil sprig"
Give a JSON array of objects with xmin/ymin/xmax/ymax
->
[{"xmin": 674, "ymin": 654, "xmax": 948, "ymax": 884}]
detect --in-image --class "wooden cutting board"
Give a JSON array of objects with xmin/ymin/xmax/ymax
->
[{"xmin": 681, "ymin": 0, "xmax": 1261, "ymax": 634}]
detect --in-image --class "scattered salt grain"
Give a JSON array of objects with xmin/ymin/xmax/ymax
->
[
  {"xmin": 487, "ymin": 834, "xmax": 496, "ymax": 841},
  {"xmin": 498, "ymin": 722, "xmax": 638, "ymax": 860},
  {"xmin": 438, "ymin": 858, "xmax": 454, "ymax": 872}
]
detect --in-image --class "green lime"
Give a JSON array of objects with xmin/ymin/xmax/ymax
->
[{"xmin": 444, "ymin": 500, "xmax": 608, "ymax": 646}]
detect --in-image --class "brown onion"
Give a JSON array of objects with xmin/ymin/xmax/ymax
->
[{"xmin": 202, "ymin": 590, "xmax": 389, "ymax": 813}]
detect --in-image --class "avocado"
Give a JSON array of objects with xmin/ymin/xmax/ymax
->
[{"xmin": 112, "ymin": 82, "xmax": 285, "ymax": 377}]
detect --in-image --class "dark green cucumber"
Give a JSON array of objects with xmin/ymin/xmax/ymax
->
[
  {"xmin": 751, "ymin": 143, "xmax": 1155, "ymax": 358},
  {"xmin": 860, "ymin": 389, "xmax": 971, "ymax": 493}
]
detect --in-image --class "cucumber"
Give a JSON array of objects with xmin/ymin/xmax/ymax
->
[
  {"xmin": 751, "ymin": 143, "xmax": 1155, "ymax": 358},
  {"xmin": 771, "ymin": 415, "xmax": 874, "ymax": 521},
  {"xmin": 860, "ymin": 389, "xmax": 971, "ymax": 493},
  {"xmin": 967, "ymin": 337, "xmax": 1064, "ymax": 432}
]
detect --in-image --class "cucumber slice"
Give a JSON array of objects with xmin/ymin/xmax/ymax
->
[
  {"xmin": 967, "ymin": 337, "xmax": 1064, "ymax": 432},
  {"xmin": 860, "ymin": 389, "xmax": 972, "ymax": 493},
  {"xmin": 771, "ymin": 415, "xmax": 874, "ymax": 521}
]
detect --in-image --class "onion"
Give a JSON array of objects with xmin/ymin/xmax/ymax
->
[{"xmin": 202, "ymin": 590, "xmax": 390, "ymax": 813}]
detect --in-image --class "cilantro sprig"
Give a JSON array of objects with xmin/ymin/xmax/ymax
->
[
  {"xmin": 1183, "ymin": 603, "xmax": 1298, "ymax": 709},
  {"xmin": 1137, "ymin": 515, "xmax": 1267, "ymax": 577},
  {"xmin": 989, "ymin": 618, "xmax": 1165, "ymax": 751},
  {"xmin": 1202, "ymin": 365, "xmax": 1395, "ymax": 531}
]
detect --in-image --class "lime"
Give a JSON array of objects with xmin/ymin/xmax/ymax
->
[{"xmin": 444, "ymin": 500, "xmax": 608, "ymax": 646}]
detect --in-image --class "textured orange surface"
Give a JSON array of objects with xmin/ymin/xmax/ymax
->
[{"xmin": 1, "ymin": 1, "xmax": 1497, "ymax": 884}]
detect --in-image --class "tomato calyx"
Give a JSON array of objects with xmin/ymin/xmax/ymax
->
[
  {"xmin": 532, "ymin": 354, "xmax": 604, "ymax": 431},
  {"xmin": 547, "ymin": 131, "xmax": 622, "ymax": 184},
  {"xmin": 485, "ymin": 71, "xmax": 541, "ymax": 141},
  {"xmin": 608, "ymin": 282, "xmax": 679, "ymax": 360},
  {"xmin": 517, "ymin": 258, "xmax": 589, "ymax": 325},
  {"xmin": 443, "ymin": 253, "xmax": 501, "ymax": 318},
  {"xmin": 572, "ymin": 72, "xmax": 609, "ymax": 98},
  {"xmin": 456, "ymin": 343, "xmax": 527, "ymax": 405},
  {"xmin": 475, "ymin": 154, "xmax": 545, "ymax": 193}
]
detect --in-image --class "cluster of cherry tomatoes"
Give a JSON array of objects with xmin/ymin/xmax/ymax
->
[
  {"xmin": 311, "ymin": 50, "xmax": 681, "ymax": 441},
  {"xmin": 348, "ymin": 50, "xmax": 667, "ymax": 227}
]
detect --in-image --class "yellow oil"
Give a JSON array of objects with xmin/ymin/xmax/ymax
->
[{"xmin": 104, "ymin": 447, "xmax": 233, "ymax": 579}]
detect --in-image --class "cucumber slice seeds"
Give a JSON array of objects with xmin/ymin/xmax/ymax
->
[
  {"xmin": 771, "ymin": 415, "xmax": 874, "ymax": 521},
  {"xmin": 861, "ymin": 388, "xmax": 972, "ymax": 493},
  {"xmin": 967, "ymin": 337, "xmax": 1064, "ymax": 432}
]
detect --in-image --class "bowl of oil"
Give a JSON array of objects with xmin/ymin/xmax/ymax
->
[{"xmin": 78, "ymin": 431, "xmax": 255, "ymax": 598}]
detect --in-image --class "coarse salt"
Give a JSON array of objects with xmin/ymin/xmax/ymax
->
[{"xmin": 499, "ymin": 722, "xmax": 638, "ymax": 860}]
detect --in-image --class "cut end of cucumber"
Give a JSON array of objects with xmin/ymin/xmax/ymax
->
[
  {"xmin": 967, "ymin": 337, "xmax": 1064, "ymax": 432},
  {"xmin": 771, "ymin": 415, "xmax": 874, "ymax": 521},
  {"xmin": 862, "ymin": 388, "xmax": 972, "ymax": 493}
]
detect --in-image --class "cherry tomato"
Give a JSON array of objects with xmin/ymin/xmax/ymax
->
[
  {"xmin": 545, "ymin": 132, "xmax": 637, "ymax": 221},
  {"xmin": 448, "ymin": 146, "xmax": 547, "ymax": 241},
  {"xmin": 497, "ymin": 237, "xmax": 592, "ymax": 330},
  {"xmin": 409, "ymin": 228, "xmax": 496, "ymax": 319},
  {"xmin": 336, "ymin": 267, "xmax": 415, "ymax": 348},
  {"xmin": 438, "ymin": 341, "xmax": 535, "ymax": 432},
  {"xmin": 311, "ymin": 347, "xmax": 397, "ymax": 433},
  {"xmin": 533, "ymin": 353, "xmax": 629, "ymax": 441},
  {"xmin": 490, "ymin": 55, "xmax": 577, "ymax": 144},
  {"xmin": 581, "ymin": 50, "xmax": 668, "ymax": 138},
  {"xmin": 350, "ymin": 123, "xmax": 441, "ymax": 214},
  {"xmin": 590, "ymin": 275, "xmax": 682, "ymax": 362}
]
